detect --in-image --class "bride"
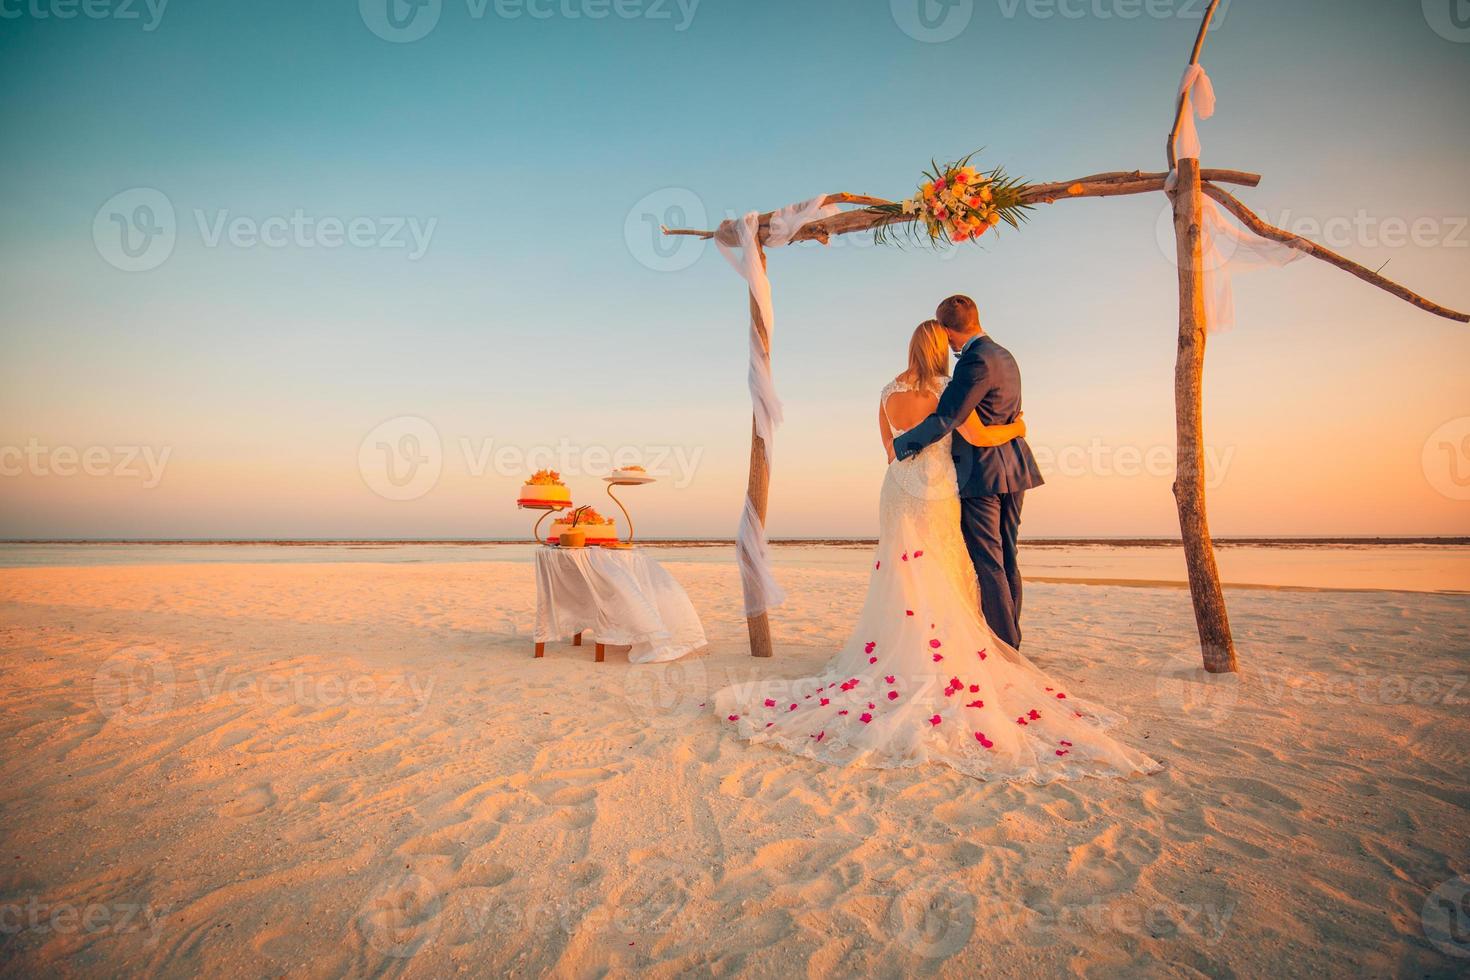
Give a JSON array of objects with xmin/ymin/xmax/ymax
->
[{"xmin": 715, "ymin": 321, "xmax": 1161, "ymax": 783}]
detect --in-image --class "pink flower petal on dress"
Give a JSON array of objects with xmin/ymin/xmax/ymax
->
[
  {"xmin": 820, "ymin": 698, "xmax": 830, "ymax": 707},
  {"xmin": 864, "ymin": 641, "xmax": 876, "ymax": 654},
  {"xmin": 869, "ymin": 657, "xmax": 878, "ymax": 664},
  {"xmin": 860, "ymin": 713, "xmax": 873, "ymax": 724},
  {"xmin": 966, "ymin": 699, "xmax": 985, "ymax": 709},
  {"xmin": 1055, "ymin": 749, "xmax": 1068, "ymax": 757},
  {"xmin": 885, "ymin": 675, "xmax": 896, "ymax": 684},
  {"xmin": 914, "ymin": 550, "xmax": 924, "ymax": 558},
  {"xmin": 1056, "ymin": 692, "xmax": 1067, "ymax": 699},
  {"xmin": 902, "ymin": 552, "xmax": 909, "ymax": 562},
  {"xmin": 887, "ymin": 691, "xmax": 899, "ymax": 701},
  {"xmin": 1028, "ymin": 709, "xmax": 1041, "ymax": 721},
  {"xmin": 1015, "ymin": 716, "xmax": 1028, "ymax": 726},
  {"xmin": 727, "ymin": 715, "xmax": 740, "ymax": 722},
  {"xmin": 977, "ymin": 649, "xmax": 988, "ymax": 660},
  {"xmin": 929, "ymin": 639, "xmax": 942, "ymax": 649},
  {"xmin": 905, "ymin": 610, "xmax": 915, "ymax": 617},
  {"xmin": 929, "ymin": 714, "xmax": 942, "ymax": 726},
  {"xmin": 763, "ymin": 699, "xmax": 776, "ymax": 708},
  {"xmin": 1060, "ymin": 740, "xmax": 1072, "ymax": 747},
  {"xmin": 789, "ymin": 704, "xmax": 799, "ymax": 712},
  {"xmin": 932, "ymin": 653, "xmax": 943, "ymax": 662},
  {"xmin": 875, "ymin": 561, "xmax": 881, "ymax": 570},
  {"xmin": 969, "ymin": 684, "xmax": 980, "ymax": 693},
  {"xmin": 838, "ymin": 710, "xmax": 849, "ymax": 716},
  {"xmin": 815, "ymin": 731, "xmax": 826, "ymax": 742}
]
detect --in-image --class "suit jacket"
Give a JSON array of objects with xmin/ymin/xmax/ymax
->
[{"xmin": 894, "ymin": 334, "xmax": 1045, "ymax": 497}]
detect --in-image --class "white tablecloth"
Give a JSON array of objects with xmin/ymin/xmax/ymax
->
[{"xmin": 533, "ymin": 547, "xmax": 706, "ymax": 664}]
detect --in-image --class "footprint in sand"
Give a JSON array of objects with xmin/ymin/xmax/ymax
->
[{"xmin": 221, "ymin": 783, "xmax": 276, "ymax": 818}]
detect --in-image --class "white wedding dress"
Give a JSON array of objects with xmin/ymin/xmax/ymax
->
[{"xmin": 714, "ymin": 378, "xmax": 1162, "ymax": 783}]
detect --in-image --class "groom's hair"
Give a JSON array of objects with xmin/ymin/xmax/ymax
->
[{"xmin": 936, "ymin": 295, "xmax": 980, "ymax": 332}]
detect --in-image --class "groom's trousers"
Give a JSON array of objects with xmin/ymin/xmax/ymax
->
[{"xmin": 960, "ymin": 491, "xmax": 1025, "ymax": 649}]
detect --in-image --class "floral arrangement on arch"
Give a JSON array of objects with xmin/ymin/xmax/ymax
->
[{"xmin": 871, "ymin": 152, "xmax": 1032, "ymax": 247}]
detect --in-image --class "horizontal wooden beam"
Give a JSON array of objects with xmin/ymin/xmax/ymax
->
[{"xmin": 660, "ymin": 169, "xmax": 1263, "ymax": 244}]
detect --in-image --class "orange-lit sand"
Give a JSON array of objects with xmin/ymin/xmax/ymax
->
[{"xmin": 1, "ymin": 559, "xmax": 1466, "ymax": 975}]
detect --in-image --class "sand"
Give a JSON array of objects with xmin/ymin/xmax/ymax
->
[{"xmin": 1, "ymin": 558, "xmax": 1467, "ymax": 977}]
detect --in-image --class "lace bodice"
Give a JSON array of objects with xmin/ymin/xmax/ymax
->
[{"xmin": 880, "ymin": 376, "xmax": 947, "ymax": 438}]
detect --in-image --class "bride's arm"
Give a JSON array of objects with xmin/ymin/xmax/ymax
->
[
  {"xmin": 956, "ymin": 412, "xmax": 1026, "ymax": 447},
  {"xmin": 879, "ymin": 403, "xmax": 897, "ymax": 463}
]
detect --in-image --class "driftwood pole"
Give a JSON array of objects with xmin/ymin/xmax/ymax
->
[
  {"xmin": 1169, "ymin": 157, "xmax": 1237, "ymax": 673},
  {"xmin": 743, "ymin": 240, "xmax": 775, "ymax": 658},
  {"xmin": 1164, "ymin": 0, "xmax": 1237, "ymax": 672}
]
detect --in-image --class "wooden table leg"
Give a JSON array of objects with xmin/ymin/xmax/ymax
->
[
  {"xmin": 573, "ymin": 632, "xmax": 582, "ymax": 647},
  {"xmin": 534, "ymin": 642, "xmax": 545, "ymax": 659},
  {"xmin": 595, "ymin": 643, "xmax": 605, "ymax": 663}
]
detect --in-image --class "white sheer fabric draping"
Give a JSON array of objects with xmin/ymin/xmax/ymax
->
[
  {"xmin": 1199, "ymin": 197, "xmax": 1303, "ymax": 332},
  {"xmin": 533, "ymin": 546, "xmax": 707, "ymax": 664},
  {"xmin": 1166, "ymin": 63, "xmax": 1215, "ymax": 191},
  {"xmin": 717, "ymin": 196, "xmax": 839, "ymax": 618},
  {"xmin": 1165, "ymin": 64, "xmax": 1303, "ymax": 332}
]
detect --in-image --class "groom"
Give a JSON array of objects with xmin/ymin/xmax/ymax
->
[{"xmin": 893, "ymin": 295, "xmax": 1044, "ymax": 648}]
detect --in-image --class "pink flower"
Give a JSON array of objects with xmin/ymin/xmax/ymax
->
[
  {"xmin": 815, "ymin": 731, "xmax": 826, "ymax": 743},
  {"xmin": 1015, "ymin": 716, "xmax": 1028, "ymax": 726},
  {"xmin": 763, "ymin": 699, "xmax": 776, "ymax": 708},
  {"xmin": 727, "ymin": 715, "xmax": 740, "ymax": 722},
  {"xmin": 869, "ymin": 657, "xmax": 878, "ymax": 664},
  {"xmin": 977, "ymin": 649, "xmax": 988, "ymax": 661},
  {"xmin": 838, "ymin": 710, "xmax": 849, "ymax": 716},
  {"xmin": 875, "ymin": 561, "xmax": 881, "ymax": 570},
  {"xmin": 914, "ymin": 550, "xmax": 924, "ymax": 558},
  {"xmin": 902, "ymin": 552, "xmax": 909, "ymax": 562},
  {"xmin": 966, "ymin": 699, "xmax": 985, "ymax": 709},
  {"xmin": 885, "ymin": 675, "xmax": 896, "ymax": 684},
  {"xmin": 864, "ymin": 641, "xmax": 876, "ymax": 654},
  {"xmin": 868, "ymin": 702, "xmax": 876, "ymax": 710},
  {"xmin": 887, "ymin": 691, "xmax": 900, "ymax": 701},
  {"xmin": 860, "ymin": 713, "xmax": 873, "ymax": 724},
  {"xmin": 932, "ymin": 653, "xmax": 943, "ymax": 663},
  {"xmin": 1028, "ymin": 709, "xmax": 1041, "ymax": 721},
  {"xmin": 929, "ymin": 639, "xmax": 942, "ymax": 649},
  {"xmin": 1055, "ymin": 749, "xmax": 1068, "ymax": 757},
  {"xmin": 1056, "ymin": 692, "xmax": 1067, "ymax": 699},
  {"xmin": 969, "ymin": 684, "xmax": 979, "ymax": 693},
  {"xmin": 820, "ymin": 698, "xmax": 830, "ymax": 706},
  {"xmin": 929, "ymin": 714, "xmax": 942, "ymax": 726},
  {"xmin": 974, "ymin": 732, "xmax": 994, "ymax": 748},
  {"xmin": 1060, "ymin": 740, "xmax": 1072, "ymax": 747},
  {"xmin": 766, "ymin": 722, "xmax": 773, "ymax": 728},
  {"xmin": 789, "ymin": 704, "xmax": 799, "ymax": 712},
  {"xmin": 906, "ymin": 610, "xmax": 915, "ymax": 617}
]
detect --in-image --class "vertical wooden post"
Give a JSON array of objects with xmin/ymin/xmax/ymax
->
[
  {"xmin": 1170, "ymin": 157, "xmax": 1238, "ymax": 674},
  {"xmin": 744, "ymin": 241, "xmax": 775, "ymax": 659}
]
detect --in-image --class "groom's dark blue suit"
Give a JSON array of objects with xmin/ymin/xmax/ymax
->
[{"xmin": 894, "ymin": 334, "xmax": 1044, "ymax": 648}]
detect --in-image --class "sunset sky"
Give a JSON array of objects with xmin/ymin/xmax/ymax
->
[{"xmin": 1, "ymin": 0, "xmax": 1467, "ymax": 539}]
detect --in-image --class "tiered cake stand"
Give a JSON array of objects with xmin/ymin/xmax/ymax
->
[{"xmin": 602, "ymin": 473, "xmax": 655, "ymax": 548}]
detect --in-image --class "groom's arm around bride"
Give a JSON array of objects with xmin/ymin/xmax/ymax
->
[{"xmin": 893, "ymin": 295, "xmax": 1044, "ymax": 650}]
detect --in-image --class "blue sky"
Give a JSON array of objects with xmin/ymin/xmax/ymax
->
[{"xmin": 1, "ymin": 0, "xmax": 1467, "ymax": 538}]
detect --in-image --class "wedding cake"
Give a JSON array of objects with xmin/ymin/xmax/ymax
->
[
  {"xmin": 517, "ymin": 469, "xmax": 571, "ymax": 508},
  {"xmin": 549, "ymin": 507, "xmax": 619, "ymax": 545},
  {"xmin": 609, "ymin": 465, "xmax": 649, "ymax": 481}
]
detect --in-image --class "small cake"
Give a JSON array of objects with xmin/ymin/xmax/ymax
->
[
  {"xmin": 609, "ymin": 465, "xmax": 649, "ymax": 481},
  {"xmin": 518, "ymin": 469, "xmax": 570, "ymax": 508},
  {"xmin": 549, "ymin": 507, "xmax": 619, "ymax": 545}
]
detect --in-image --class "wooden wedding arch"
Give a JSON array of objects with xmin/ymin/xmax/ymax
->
[{"xmin": 664, "ymin": 1, "xmax": 1467, "ymax": 672}]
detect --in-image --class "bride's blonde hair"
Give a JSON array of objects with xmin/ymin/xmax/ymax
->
[{"xmin": 901, "ymin": 319, "xmax": 951, "ymax": 391}]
